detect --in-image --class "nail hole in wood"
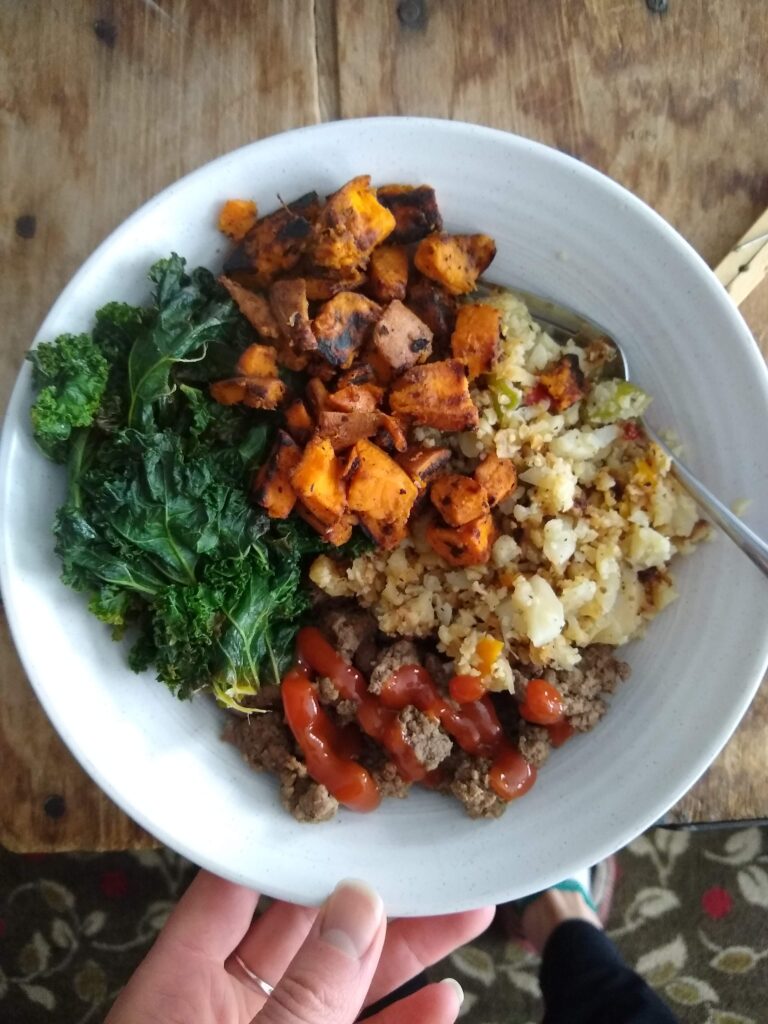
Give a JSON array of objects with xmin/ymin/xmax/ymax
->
[
  {"xmin": 15, "ymin": 214, "xmax": 37, "ymax": 239},
  {"xmin": 397, "ymin": 0, "xmax": 428, "ymax": 30},
  {"xmin": 43, "ymin": 794, "xmax": 67, "ymax": 820},
  {"xmin": 93, "ymin": 18, "xmax": 118, "ymax": 48},
  {"xmin": 646, "ymin": 0, "xmax": 669, "ymax": 13}
]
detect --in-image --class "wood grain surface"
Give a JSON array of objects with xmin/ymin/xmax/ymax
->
[{"xmin": 1, "ymin": 0, "xmax": 766, "ymax": 851}]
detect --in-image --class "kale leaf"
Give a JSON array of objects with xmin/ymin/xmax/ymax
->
[
  {"xmin": 29, "ymin": 254, "xmax": 357, "ymax": 706},
  {"xmin": 28, "ymin": 334, "xmax": 109, "ymax": 462}
]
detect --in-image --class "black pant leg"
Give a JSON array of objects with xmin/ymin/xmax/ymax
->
[{"xmin": 540, "ymin": 920, "xmax": 678, "ymax": 1024}]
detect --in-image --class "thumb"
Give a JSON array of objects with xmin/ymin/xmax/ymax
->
[{"xmin": 257, "ymin": 880, "xmax": 385, "ymax": 1024}]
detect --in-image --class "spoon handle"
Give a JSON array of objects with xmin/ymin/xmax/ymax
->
[{"xmin": 646, "ymin": 426, "xmax": 768, "ymax": 579}]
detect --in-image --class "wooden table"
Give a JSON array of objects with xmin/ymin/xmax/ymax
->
[{"xmin": 1, "ymin": 0, "xmax": 766, "ymax": 852}]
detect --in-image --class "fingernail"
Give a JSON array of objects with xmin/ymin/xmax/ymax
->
[
  {"xmin": 320, "ymin": 879, "xmax": 384, "ymax": 958},
  {"xmin": 440, "ymin": 977, "xmax": 464, "ymax": 1007}
]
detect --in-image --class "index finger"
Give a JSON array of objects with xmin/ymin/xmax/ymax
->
[
  {"xmin": 364, "ymin": 906, "xmax": 494, "ymax": 1006},
  {"xmin": 158, "ymin": 870, "xmax": 261, "ymax": 960}
]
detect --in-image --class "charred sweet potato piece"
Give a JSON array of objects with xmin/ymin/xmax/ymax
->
[
  {"xmin": 371, "ymin": 300, "xmax": 433, "ymax": 373},
  {"xmin": 474, "ymin": 452, "xmax": 517, "ymax": 508},
  {"xmin": 430, "ymin": 474, "xmax": 490, "ymax": 527},
  {"xmin": 405, "ymin": 276, "xmax": 457, "ymax": 350},
  {"xmin": 317, "ymin": 410, "xmax": 381, "ymax": 451},
  {"xmin": 312, "ymin": 292, "xmax": 382, "ymax": 369},
  {"xmin": 242, "ymin": 377, "xmax": 286, "ymax": 410},
  {"xmin": 210, "ymin": 378, "xmax": 247, "ymax": 406},
  {"xmin": 377, "ymin": 185, "xmax": 443, "ymax": 244},
  {"xmin": 236, "ymin": 343, "xmax": 278, "ymax": 377},
  {"xmin": 367, "ymin": 245, "xmax": 409, "ymax": 303},
  {"xmin": 284, "ymin": 399, "xmax": 313, "ymax": 444},
  {"xmin": 396, "ymin": 445, "xmax": 453, "ymax": 493},
  {"xmin": 327, "ymin": 384, "xmax": 384, "ymax": 413},
  {"xmin": 224, "ymin": 191, "xmax": 319, "ymax": 287},
  {"xmin": 210, "ymin": 374, "xmax": 285, "ymax": 409},
  {"xmin": 337, "ymin": 363, "xmax": 376, "ymax": 389},
  {"xmin": 219, "ymin": 276, "xmax": 280, "ymax": 339},
  {"xmin": 298, "ymin": 506, "xmax": 357, "ymax": 546},
  {"xmin": 388, "ymin": 359, "xmax": 479, "ymax": 432},
  {"xmin": 313, "ymin": 176, "xmax": 396, "ymax": 273},
  {"xmin": 451, "ymin": 304, "xmax": 501, "ymax": 380},
  {"xmin": 413, "ymin": 233, "xmax": 496, "ymax": 295},
  {"xmin": 344, "ymin": 439, "xmax": 418, "ymax": 527},
  {"xmin": 358, "ymin": 513, "xmax": 409, "ymax": 550},
  {"xmin": 426, "ymin": 512, "xmax": 497, "ymax": 567},
  {"xmin": 218, "ymin": 199, "xmax": 258, "ymax": 241},
  {"xmin": 251, "ymin": 430, "xmax": 301, "ymax": 519},
  {"xmin": 303, "ymin": 267, "xmax": 367, "ymax": 301},
  {"xmin": 538, "ymin": 354, "xmax": 586, "ymax": 412},
  {"xmin": 305, "ymin": 378, "xmax": 331, "ymax": 417},
  {"xmin": 365, "ymin": 349, "xmax": 394, "ymax": 385},
  {"xmin": 291, "ymin": 437, "xmax": 346, "ymax": 526},
  {"xmin": 374, "ymin": 412, "xmax": 408, "ymax": 453},
  {"xmin": 269, "ymin": 278, "xmax": 316, "ymax": 352}
]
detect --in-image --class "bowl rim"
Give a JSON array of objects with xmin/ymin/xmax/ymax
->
[{"xmin": 2, "ymin": 116, "xmax": 768, "ymax": 911}]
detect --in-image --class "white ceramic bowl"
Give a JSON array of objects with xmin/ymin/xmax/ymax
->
[{"xmin": 2, "ymin": 119, "xmax": 767, "ymax": 916}]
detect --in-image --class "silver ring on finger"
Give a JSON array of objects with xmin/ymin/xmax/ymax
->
[{"xmin": 232, "ymin": 953, "xmax": 275, "ymax": 997}]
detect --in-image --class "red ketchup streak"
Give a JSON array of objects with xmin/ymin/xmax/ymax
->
[{"xmin": 290, "ymin": 626, "xmax": 538, "ymax": 810}]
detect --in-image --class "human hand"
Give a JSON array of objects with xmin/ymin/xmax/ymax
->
[{"xmin": 105, "ymin": 870, "xmax": 493, "ymax": 1024}]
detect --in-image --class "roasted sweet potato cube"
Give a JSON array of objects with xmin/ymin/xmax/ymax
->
[
  {"xmin": 337, "ymin": 363, "xmax": 376, "ymax": 388},
  {"xmin": 298, "ymin": 506, "xmax": 357, "ymax": 547},
  {"xmin": 305, "ymin": 378, "xmax": 331, "ymax": 418},
  {"xmin": 396, "ymin": 445, "xmax": 453, "ymax": 493},
  {"xmin": 388, "ymin": 359, "xmax": 479, "ymax": 432},
  {"xmin": 430, "ymin": 474, "xmax": 490, "ymax": 527},
  {"xmin": 210, "ymin": 378, "xmax": 247, "ymax": 406},
  {"xmin": 451, "ymin": 304, "xmax": 501, "ymax": 380},
  {"xmin": 327, "ymin": 384, "xmax": 383, "ymax": 414},
  {"xmin": 219, "ymin": 276, "xmax": 280, "ymax": 339},
  {"xmin": 539, "ymin": 354, "xmax": 586, "ymax": 412},
  {"xmin": 218, "ymin": 199, "xmax": 258, "ymax": 241},
  {"xmin": 374, "ymin": 412, "xmax": 408, "ymax": 453},
  {"xmin": 312, "ymin": 176, "xmax": 396, "ymax": 272},
  {"xmin": 251, "ymin": 430, "xmax": 301, "ymax": 519},
  {"xmin": 284, "ymin": 399, "xmax": 313, "ymax": 444},
  {"xmin": 312, "ymin": 292, "xmax": 382, "ymax": 369},
  {"xmin": 236, "ymin": 343, "xmax": 279, "ymax": 377},
  {"xmin": 406, "ymin": 276, "xmax": 457, "ymax": 350},
  {"xmin": 474, "ymin": 452, "xmax": 517, "ymax": 508},
  {"xmin": 365, "ymin": 349, "xmax": 394, "ymax": 385},
  {"xmin": 344, "ymin": 439, "xmax": 418, "ymax": 525},
  {"xmin": 368, "ymin": 245, "xmax": 409, "ymax": 303},
  {"xmin": 359, "ymin": 513, "xmax": 409, "ymax": 550},
  {"xmin": 413, "ymin": 233, "xmax": 497, "ymax": 295},
  {"xmin": 242, "ymin": 377, "xmax": 286, "ymax": 410},
  {"xmin": 303, "ymin": 267, "xmax": 366, "ymax": 301},
  {"xmin": 223, "ymin": 191, "xmax": 320, "ymax": 287},
  {"xmin": 269, "ymin": 278, "xmax": 316, "ymax": 352},
  {"xmin": 426, "ymin": 512, "xmax": 497, "ymax": 567},
  {"xmin": 371, "ymin": 300, "xmax": 433, "ymax": 373},
  {"xmin": 291, "ymin": 437, "xmax": 346, "ymax": 526},
  {"xmin": 318, "ymin": 411, "xmax": 380, "ymax": 450},
  {"xmin": 376, "ymin": 185, "xmax": 443, "ymax": 244}
]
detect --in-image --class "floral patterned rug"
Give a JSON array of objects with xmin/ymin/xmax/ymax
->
[{"xmin": 1, "ymin": 826, "xmax": 766, "ymax": 1023}]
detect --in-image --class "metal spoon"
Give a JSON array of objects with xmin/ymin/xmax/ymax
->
[{"xmin": 503, "ymin": 285, "xmax": 768, "ymax": 579}]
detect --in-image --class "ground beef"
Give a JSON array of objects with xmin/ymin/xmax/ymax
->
[
  {"xmin": 319, "ymin": 603, "xmax": 378, "ymax": 673},
  {"xmin": 238, "ymin": 683, "xmax": 282, "ymax": 711},
  {"xmin": 398, "ymin": 706, "xmax": 453, "ymax": 770},
  {"xmin": 445, "ymin": 752, "xmax": 506, "ymax": 819},
  {"xmin": 224, "ymin": 711, "xmax": 339, "ymax": 823},
  {"xmin": 547, "ymin": 645, "xmax": 630, "ymax": 731},
  {"xmin": 280, "ymin": 773, "xmax": 338, "ymax": 823},
  {"xmin": 369, "ymin": 640, "xmax": 422, "ymax": 694},
  {"xmin": 518, "ymin": 722, "xmax": 551, "ymax": 767},
  {"xmin": 423, "ymin": 651, "xmax": 453, "ymax": 688},
  {"xmin": 371, "ymin": 759, "xmax": 412, "ymax": 800}
]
